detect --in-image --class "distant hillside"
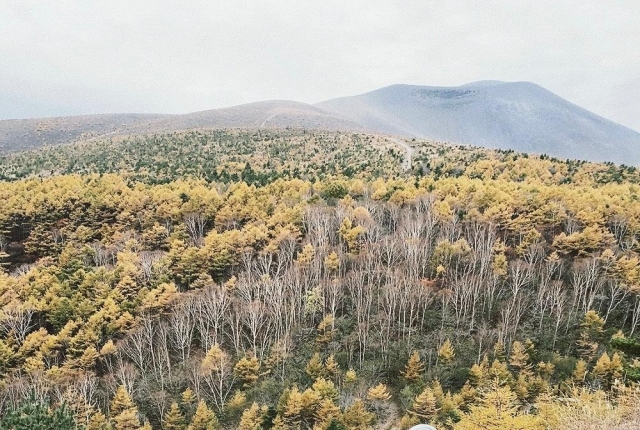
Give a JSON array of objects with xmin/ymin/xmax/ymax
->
[
  {"xmin": 316, "ymin": 81, "xmax": 640, "ymax": 165},
  {"xmin": 149, "ymin": 100, "xmax": 362, "ymax": 132},
  {"xmin": 0, "ymin": 101, "xmax": 360, "ymax": 153},
  {"xmin": 0, "ymin": 113, "xmax": 167, "ymax": 153}
]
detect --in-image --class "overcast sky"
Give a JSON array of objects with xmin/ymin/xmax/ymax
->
[{"xmin": 1, "ymin": 1, "xmax": 639, "ymax": 131}]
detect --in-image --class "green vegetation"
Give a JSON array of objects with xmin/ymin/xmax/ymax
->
[{"xmin": 0, "ymin": 396, "xmax": 79, "ymax": 430}]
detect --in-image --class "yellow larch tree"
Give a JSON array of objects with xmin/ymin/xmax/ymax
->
[
  {"xmin": 237, "ymin": 402, "xmax": 267, "ymax": 430},
  {"xmin": 342, "ymin": 399, "xmax": 375, "ymax": 430},
  {"xmin": 438, "ymin": 339, "xmax": 456, "ymax": 365},
  {"xmin": 164, "ymin": 402, "xmax": 186, "ymax": 430},
  {"xmin": 402, "ymin": 351, "xmax": 425, "ymax": 383},
  {"xmin": 110, "ymin": 385, "xmax": 141, "ymax": 430},
  {"xmin": 233, "ymin": 354, "xmax": 261, "ymax": 387},
  {"xmin": 187, "ymin": 400, "xmax": 219, "ymax": 430}
]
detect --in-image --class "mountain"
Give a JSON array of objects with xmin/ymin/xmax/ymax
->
[
  {"xmin": 0, "ymin": 113, "xmax": 168, "ymax": 153},
  {"xmin": 3, "ymin": 81, "xmax": 639, "ymax": 165},
  {"xmin": 316, "ymin": 81, "xmax": 640, "ymax": 165},
  {"xmin": 0, "ymin": 101, "xmax": 360, "ymax": 153}
]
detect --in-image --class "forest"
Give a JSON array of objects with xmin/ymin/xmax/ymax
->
[{"xmin": 1, "ymin": 129, "xmax": 640, "ymax": 429}]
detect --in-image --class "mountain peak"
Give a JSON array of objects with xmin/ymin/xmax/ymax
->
[{"xmin": 316, "ymin": 81, "xmax": 640, "ymax": 165}]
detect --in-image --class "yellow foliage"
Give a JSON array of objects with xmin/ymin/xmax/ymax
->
[
  {"xmin": 187, "ymin": 400, "xmax": 219, "ymax": 430},
  {"xmin": 305, "ymin": 352, "xmax": 324, "ymax": 380},
  {"xmin": 233, "ymin": 354, "xmax": 261, "ymax": 386},
  {"xmin": 238, "ymin": 403, "xmax": 267, "ymax": 430},
  {"xmin": 366, "ymin": 383, "xmax": 391, "ymax": 401},
  {"xmin": 342, "ymin": 399, "xmax": 375, "ymax": 430},
  {"xmin": 402, "ymin": 351, "xmax": 425, "ymax": 383},
  {"xmin": 438, "ymin": 339, "xmax": 456, "ymax": 365}
]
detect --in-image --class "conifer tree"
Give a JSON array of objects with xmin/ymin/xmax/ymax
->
[
  {"xmin": 592, "ymin": 352, "xmax": 611, "ymax": 380},
  {"xmin": 314, "ymin": 398, "xmax": 341, "ymax": 429},
  {"xmin": 509, "ymin": 340, "xmax": 532, "ymax": 374},
  {"xmin": 325, "ymin": 354, "xmax": 340, "ymax": 381},
  {"xmin": 401, "ymin": 351, "xmax": 424, "ymax": 383},
  {"xmin": 492, "ymin": 342, "xmax": 506, "ymax": 362},
  {"xmin": 513, "ymin": 373, "xmax": 529, "ymax": 402},
  {"xmin": 488, "ymin": 359, "xmax": 511, "ymax": 382},
  {"xmin": 458, "ymin": 382, "xmax": 477, "ymax": 410},
  {"xmin": 312, "ymin": 378, "xmax": 338, "ymax": 401},
  {"xmin": 323, "ymin": 251, "xmax": 340, "ymax": 273},
  {"xmin": 344, "ymin": 368, "xmax": 357, "ymax": 387},
  {"xmin": 234, "ymin": 354, "xmax": 261, "ymax": 386},
  {"xmin": 409, "ymin": 388, "xmax": 438, "ymax": 421},
  {"xmin": 316, "ymin": 314, "xmax": 336, "ymax": 345},
  {"xmin": 87, "ymin": 411, "xmax": 109, "ymax": 430},
  {"xmin": 438, "ymin": 339, "xmax": 456, "ymax": 365},
  {"xmin": 537, "ymin": 361, "xmax": 555, "ymax": 380},
  {"xmin": 181, "ymin": 388, "xmax": 197, "ymax": 420},
  {"xmin": 237, "ymin": 403, "xmax": 266, "ymax": 430},
  {"xmin": 455, "ymin": 380, "xmax": 538, "ymax": 430},
  {"xmin": 0, "ymin": 397, "xmax": 78, "ymax": 430},
  {"xmin": 110, "ymin": 385, "xmax": 141, "ymax": 430},
  {"xmin": 468, "ymin": 355, "xmax": 489, "ymax": 387},
  {"xmin": 577, "ymin": 310, "xmax": 605, "ymax": 361},
  {"xmin": 187, "ymin": 400, "xmax": 219, "ymax": 430},
  {"xmin": 342, "ymin": 399, "xmax": 374, "ymax": 430},
  {"xmin": 305, "ymin": 352, "xmax": 324, "ymax": 379},
  {"xmin": 572, "ymin": 359, "xmax": 589, "ymax": 384},
  {"xmin": 366, "ymin": 383, "xmax": 391, "ymax": 401},
  {"xmin": 164, "ymin": 402, "xmax": 186, "ymax": 430}
]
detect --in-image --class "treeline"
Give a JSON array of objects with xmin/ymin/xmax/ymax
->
[
  {"xmin": 2, "ymin": 129, "xmax": 640, "ymax": 188},
  {"xmin": 0, "ymin": 130, "xmax": 403, "ymax": 184},
  {"xmin": 0, "ymin": 166, "xmax": 640, "ymax": 428}
]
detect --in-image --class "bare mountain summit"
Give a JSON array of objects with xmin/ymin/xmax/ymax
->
[{"xmin": 316, "ymin": 81, "xmax": 640, "ymax": 165}]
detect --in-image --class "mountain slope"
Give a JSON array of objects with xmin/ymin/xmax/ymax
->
[
  {"xmin": 316, "ymin": 81, "xmax": 640, "ymax": 165},
  {"xmin": 0, "ymin": 101, "xmax": 360, "ymax": 154},
  {"xmin": 0, "ymin": 113, "xmax": 168, "ymax": 153},
  {"xmin": 3, "ymin": 81, "xmax": 639, "ymax": 165},
  {"xmin": 136, "ymin": 100, "xmax": 363, "ymax": 133}
]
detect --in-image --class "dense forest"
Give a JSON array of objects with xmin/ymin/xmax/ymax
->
[{"xmin": 1, "ymin": 129, "xmax": 640, "ymax": 429}]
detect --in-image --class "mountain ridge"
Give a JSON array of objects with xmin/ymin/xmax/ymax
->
[{"xmin": 2, "ymin": 81, "xmax": 639, "ymax": 165}]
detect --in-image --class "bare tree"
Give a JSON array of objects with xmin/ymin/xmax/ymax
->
[
  {"xmin": 571, "ymin": 258, "xmax": 604, "ymax": 316},
  {"xmin": 184, "ymin": 212, "xmax": 206, "ymax": 247},
  {"xmin": 499, "ymin": 261, "xmax": 532, "ymax": 342},
  {"xmin": 139, "ymin": 250, "xmax": 165, "ymax": 283},
  {"xmin": 549, "ymin": 280, "xmax": 567, "ymax": 347},
  {"xmin": 0, "ymin": 234, "xmax": 8, "ymax": 253},
  {"xmin": 170, "ymin": 299, "xmax": 196, "ymax": 363},
  {"xmin": 196, "ymin": 284, "xmax": 230, "ymax": 351},
  {"xmin": 0, "ymin": 302, "xmax": 34, "ymax": 344}
]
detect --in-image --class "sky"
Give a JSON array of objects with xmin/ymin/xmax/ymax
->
[{"xmin": 1, "ymin": 1, "xmax": 639, "ymax": 131}]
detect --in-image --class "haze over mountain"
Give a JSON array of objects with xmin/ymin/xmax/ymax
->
[
  {"xmin": 2, "ymin": 81, "xmax": 639, "ymax": 165},
  {"xmin": 317, "ymin": 81, "xmax": 640, "ymax": 165}
]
